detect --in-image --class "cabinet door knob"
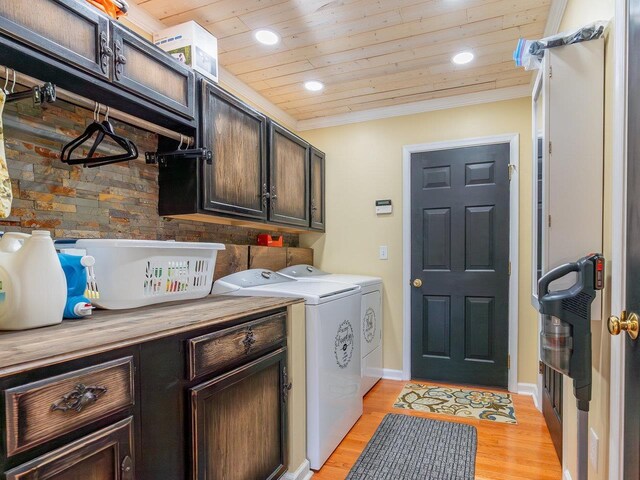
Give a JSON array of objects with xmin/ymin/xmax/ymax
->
[
  {"xmin": 121, "ymin": 455, "xmax": 133, "ymax": 480},
  {"xmin": 282, "ymin": 366, "xmax": 292, "ymax": 403}
]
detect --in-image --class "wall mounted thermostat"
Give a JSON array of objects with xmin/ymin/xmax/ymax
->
[{"xmin": 375, "ymin": 199, "xmax": 393, "ymax": 215}]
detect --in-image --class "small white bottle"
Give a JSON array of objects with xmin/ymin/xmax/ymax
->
[{"xmin": 0, "ymin": 230, "xmax": 67, "ymax": 330}]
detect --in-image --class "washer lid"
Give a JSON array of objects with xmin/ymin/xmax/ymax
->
[
  {"xmin": 279, "ymin": 264, "xmax": 329, "ymax": 278},
  {"xmin": 279, "ymin": 265, "xmax": 381, "ymax": 287}
]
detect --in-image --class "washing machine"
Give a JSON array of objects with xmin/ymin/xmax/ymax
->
[
  {"xmin": 279, "ymin": 265, "xmax": 383, "ymax": 396},
  {"xmin": 211, "ymin": 269, "xmax": 363, "ymax": 470}
]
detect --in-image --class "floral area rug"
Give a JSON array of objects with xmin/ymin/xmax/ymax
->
[{"xmin": 393, "ymin": 383, "xmax": 517, "ymax": 424}]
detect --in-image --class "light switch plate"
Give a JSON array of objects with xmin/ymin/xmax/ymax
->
[{"xmin": 379, "ymin": 246, "xmax": 388, "ymax": 260}]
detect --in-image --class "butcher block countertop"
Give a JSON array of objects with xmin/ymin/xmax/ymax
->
[{"xmin": 0, "ymin": 295, "xmax": 303, "ymax": 378}]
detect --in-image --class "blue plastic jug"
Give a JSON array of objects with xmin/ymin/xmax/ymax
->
[{"xmin": 58, "ymin": 253, "xmax": 93, "ymax": 319}]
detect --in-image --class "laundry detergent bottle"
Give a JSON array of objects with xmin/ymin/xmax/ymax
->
[{"xmin": 0, "ymin": 230, "xmax": 66, "ymax": 330}]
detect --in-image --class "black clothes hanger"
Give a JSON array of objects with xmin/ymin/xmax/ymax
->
[{"xmin": 60, "ymin": 104, "xmax": 138, "ymax": 167}]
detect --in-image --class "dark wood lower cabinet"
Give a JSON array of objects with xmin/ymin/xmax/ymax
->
[
  {"xmin": 0, "ymin": 306, "xmax": 291, "ymax": 480},
  {"xmin": 191, "ymin": 348, "xmax": 288, "ymax": 480},
  {"xmin": 5, "ymin": 417, "xmax": 134, "ymax": 480}
]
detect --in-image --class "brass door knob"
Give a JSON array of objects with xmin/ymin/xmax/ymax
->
[
  {"xmin": 412, "ymin": 279, "xmax": 423, "ymax": 288},
  {"xmin": 608, "ymin": 311, "xmax": 639, "ymax": 340}
]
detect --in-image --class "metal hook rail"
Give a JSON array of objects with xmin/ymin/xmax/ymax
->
[{"xmin": 0, "ymin": 67, "xmax": 194, "ymax": 147}]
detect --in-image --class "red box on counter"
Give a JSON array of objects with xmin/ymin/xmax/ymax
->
[{"xmin": 257, "ymin": 234, "xmax": 283, "ymax": 247}]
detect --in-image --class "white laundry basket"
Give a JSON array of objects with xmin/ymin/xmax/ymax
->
[{"xmin": 74, "ymin": 239, "xmax": 225, "ymax": 310}]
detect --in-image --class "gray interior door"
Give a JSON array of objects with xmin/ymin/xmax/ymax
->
[
  {"xmin": 538, "ymin": 137, "xmax": 563, "ymax": 460},
  {"xmin": 624, "ymin": 0, "xmax": 640, "ymax": 475},
  {"xmin": 410, "ymin": 143, "xmax": 510, "ymax": 387}
]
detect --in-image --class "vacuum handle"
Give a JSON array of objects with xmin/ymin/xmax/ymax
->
[{"xmin": 538, "ymin": 261, "xmax": 580, "ymax": 298}]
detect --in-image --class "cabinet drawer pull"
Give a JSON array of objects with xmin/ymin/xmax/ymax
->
[
  {"xmin": 243, "ymin": 328, "xmax": 256, "ymax": 353},
  {"xmin": 99, "ymin": 31, "xmax": 113, "ymax": 74},
  {"xmin": 51, "ymin": 383, "xmax": 108, "ymax": 413}
]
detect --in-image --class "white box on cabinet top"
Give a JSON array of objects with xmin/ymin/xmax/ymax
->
[{"xmin": 154, "ymin": 21, "xmax": 218, "ymax": 83}]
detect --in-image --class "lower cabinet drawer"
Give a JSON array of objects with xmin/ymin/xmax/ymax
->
[
  {"xmin": 188, "ymin": 312, "xmax": 286, "ymax": 380},
  {"xmin": 4, "ymin": 357, "xmax": 135, "ymax": 456},
  {"xmin": 5, "ymin": 417, "xmax": 135, "ymax": 480}
]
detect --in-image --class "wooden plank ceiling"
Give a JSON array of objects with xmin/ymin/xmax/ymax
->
[{"xmin": 135, "ymin": 0, "xmax": 549, "ymax": 120}]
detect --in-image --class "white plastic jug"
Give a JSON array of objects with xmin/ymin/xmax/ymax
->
[{"xmin": 0, "ymin": 230, "xmax": 66, "ymax": 330}]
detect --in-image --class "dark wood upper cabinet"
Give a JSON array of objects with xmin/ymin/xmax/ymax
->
[
  {"xmin": 309, "ymin": 147, "xmax": 326, "ymax": 231},
  {"xmin": 5, "ymin": 417, "xmax": 134, "ymax": 480},
  {"xmin": 191, "ymin": 348, "xmax": 288, "ymax": 480},
  {"xmin": 201, "ymin": 81, "xmax": 268, "ymax": 220},
  {"xmin": 110, "ymin": 22, "xmax": 195, "ymax": 119},
  {"xmin": 268, "ymin": 122, "xmax": 310, "ymax": 228},
  {"xmin": 0, "ymin": 0, "xmax": 111, "ymax": 79}
]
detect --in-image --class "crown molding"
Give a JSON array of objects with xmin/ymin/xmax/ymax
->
[
  {"xmin": 217, "ymin": 66, "xmax": 299, "ymax": 130},
  {"xmin": 124, "ymin": 2, "xmax": 166, "ymax": 33},
  {"xmin": 296, "ymin": 85, "xmax": 531, "ymax": 131},
  {"xmin": 544, "ymin": 0, "xmax": 570, "ymax": 37}
]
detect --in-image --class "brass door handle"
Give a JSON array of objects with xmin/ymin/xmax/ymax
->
[
  {"xmin": 412, "ymin": 279, "xmax": 423, "ymax": 288},
  {"xmin": 608, "ymin": 311, "xmax": 639, "ymax": 340}
]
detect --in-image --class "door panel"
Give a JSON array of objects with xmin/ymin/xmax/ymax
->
[
  {"xmin": 191, "ymin": 349, "xmax": 288, "ymax": 480},
  {"xmin": 111, "ymin": 22, "xmax": 195, "ymax": 118},
  {"xmin": 310, "ymin": 148, "xmax": 326, "ymax": 231},
  {"xmin": 537, "ymin": 137, "xmax": 562, "ymax": 460},
  {"xmin": 411, "ymin": 143, "xmax": 510, "ymax": 387},
  {"xmin": 0, "ymin": 0, "xmax": 110, "ymax": 79},
  {"xmin": 201, "ymin": 82, "xmax": 268, "ymax": 220},
  {"xmin": 5, "ymin": 417, "xmax": 134, "ymax": 480},
  {"xmin": 625, "ymin": 0, "xmax": 640, "ymax": 475},
  {"xmin": 269, "ymin": 123, "xmax": 310, "ymax": 228}
]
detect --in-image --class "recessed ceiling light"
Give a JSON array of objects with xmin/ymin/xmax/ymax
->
[
  {"xmin": 304, "ymin": 80, "xmax": 324, "ymax": 92},
  {"xmin": 254, "ymin": 29, "xmax": 280, "ymax": 45},
  {"xmin": 452, "ymin": 51, "xmax": 474, "ymax": 65}
]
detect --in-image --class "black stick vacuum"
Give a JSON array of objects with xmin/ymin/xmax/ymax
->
[{"xmin": 538, "ymin": 253, "xmax": 605, "ymax": 480}]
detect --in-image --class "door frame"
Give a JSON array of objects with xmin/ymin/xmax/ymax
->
[
  {"xmin": 608, "ymin": 0, "xmax": 629, "ymax": 478},
  {"xmin": 402, "ymin": 134, "xmax": 520, "ymax": 392}
]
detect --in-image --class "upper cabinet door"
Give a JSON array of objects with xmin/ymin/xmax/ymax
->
[
  {"xmin": 309, "ymin": 147, "xmax": 326, "ymax": 231},
  {"xmin": 0, "ymin": 0, "xmax": 111, "ymax": 79},
  {"xmin": 269, "ymin": 122, "xmax": 310, "ymax": 228},
  {"xmin": 110, "ymin": 22, "xmax": 195, "ymax": 119},
  {"xmin": 202, "ymin": 81, "xmax": 268, "ymax": 220}
]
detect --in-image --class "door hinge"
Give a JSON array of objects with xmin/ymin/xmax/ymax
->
[
  {"xmin": 549, "ymin": 65, "xmax": 553, "ymax": 78},
  {"xmin": 508, "ymin": 354, "xmax": 511, "ymax": 369},
  {"xmin": 548, "ymin": 215, "xmax": 552, "ymax": 228},
  {"xmin": 539, "ymin": 360, "xmax": 544, "ymax": 374},
  {"xmin": 508, "ymin": 261, "xmax": 511, "ymax": 276},
  {"xmin": 548, "ymin": 141, "xmax": 552, "ymax": 155},
  {"xmin": 508, "ymin": 164, "xmax": 516, "ymax": 181}
]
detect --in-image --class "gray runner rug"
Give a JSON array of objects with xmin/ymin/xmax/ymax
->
[{"xmin": 346, "ymin": 413, "xmax": 477, "ymax": 480}]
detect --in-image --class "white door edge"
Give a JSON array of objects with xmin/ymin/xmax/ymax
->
[
  {"xmin": 609, "ymin": 1, "xmax": 628, "ymax": 478},
  {"xmin": 401, "ymin": 133, "xmax": 520, "ymax": 392}
]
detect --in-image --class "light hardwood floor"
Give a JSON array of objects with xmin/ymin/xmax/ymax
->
[{"xmin": 312, "ymin": 379, "xmax": 562, "ymax": 480}]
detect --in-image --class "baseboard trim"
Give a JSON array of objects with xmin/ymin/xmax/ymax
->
[
  {"xmin": 382, "ymin": 369, "xmax": 404, "ymax": 381},
  {"xmin": 283, "ymin": 460, "xmax": 313, "ymax": 480},
  {"xmin": 517, "ymin": 382, "xmax": 540, "ymax": 410}
]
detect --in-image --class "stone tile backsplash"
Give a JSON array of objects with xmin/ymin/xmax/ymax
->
[{"xmin": 0, "ymin": 98, "xmax": 298, "ymax": 246}]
